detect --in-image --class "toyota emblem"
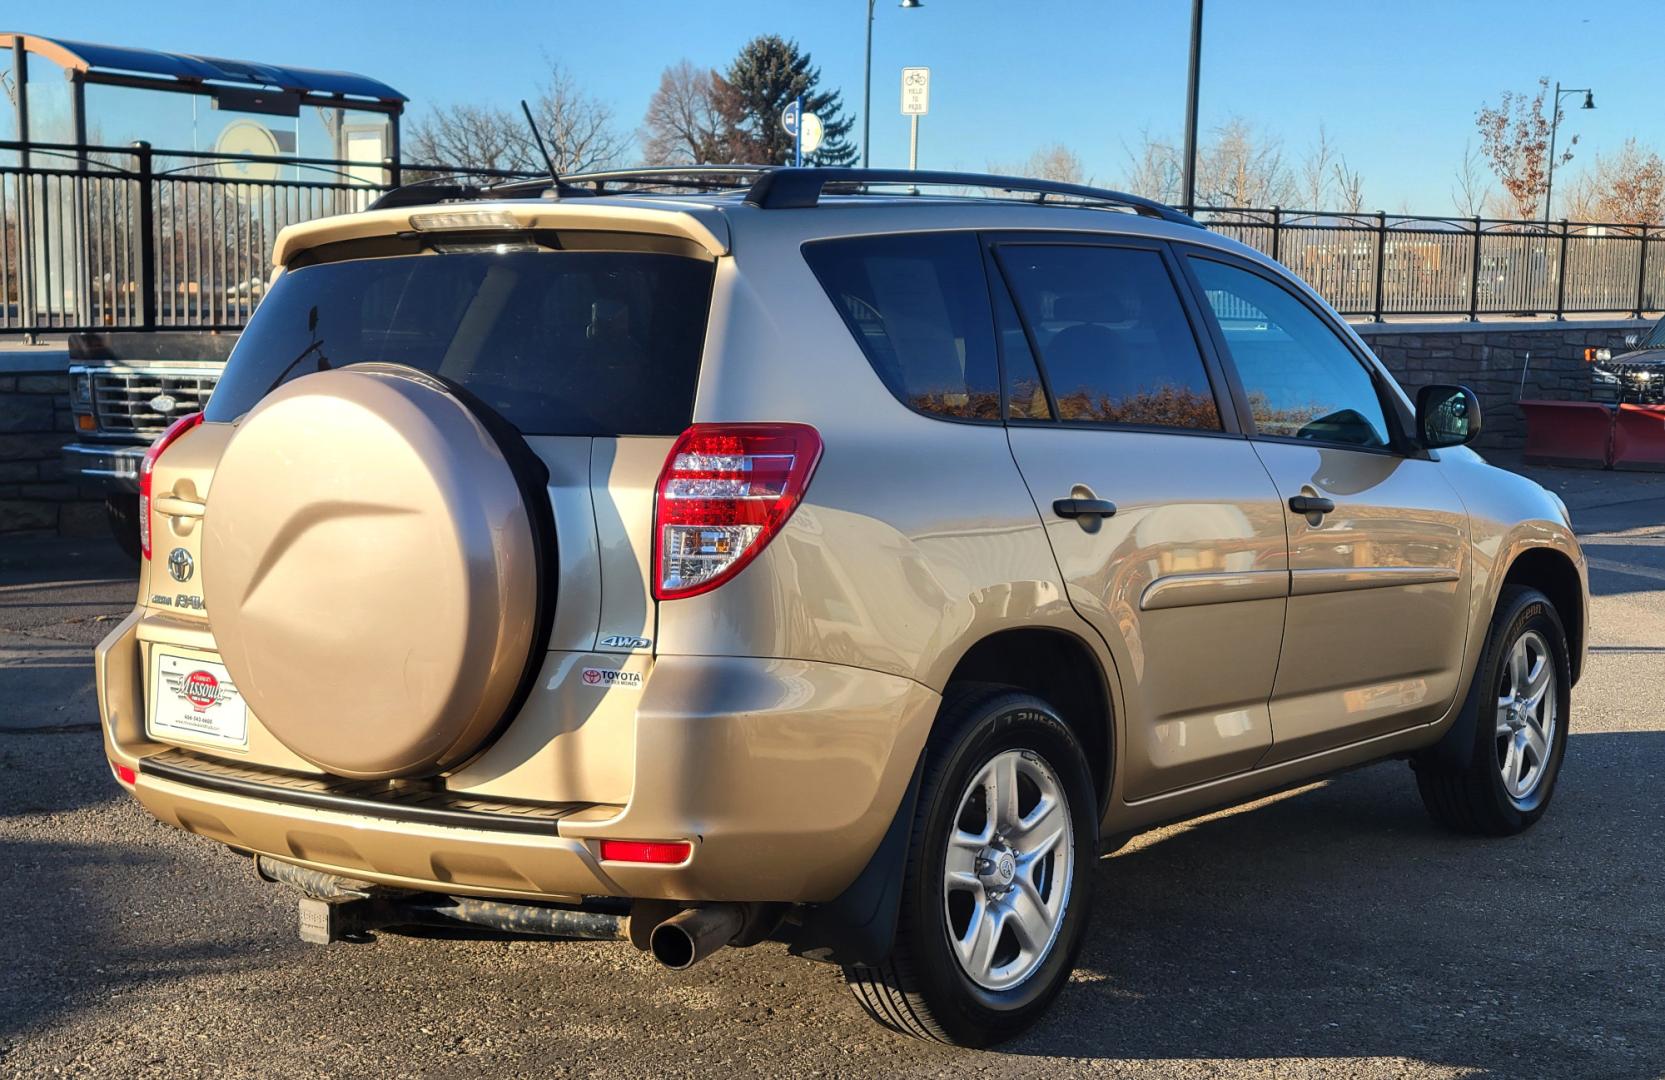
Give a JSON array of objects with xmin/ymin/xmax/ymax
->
[
  {"xmin": 150, "ymin": 393, "xmax": 178, "ymax": 414},
  {"xmin": 167, "ymin": 547, "xmax": 194, "ymax": 583}
]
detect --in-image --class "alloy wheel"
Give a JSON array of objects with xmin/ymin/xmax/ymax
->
[
  {"xmin": 1496, "ymin": 629, "xmax": 1557, "ymax": 803},
  {"xmin": 941, "ymin": 749, "xmax": 1074, "ymax": 992}
]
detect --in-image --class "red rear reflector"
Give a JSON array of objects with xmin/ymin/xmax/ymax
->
[
  {"xmin": 139, "ymin": 411, "xmax": 205, "ymax": 560},
  {"xmin": 598, "ymin": 839, "xmax": 691, "ymax": 865},
  {"xmin": 113, "ymin": 762, "xmax": 137, "ymax": 785},
  {"xmin": 653, "ymin": 423, "xmax": 823, "ymax": 600}
]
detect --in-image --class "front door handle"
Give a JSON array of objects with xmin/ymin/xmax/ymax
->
[
  {"xmin": 1287, "ymin": 494, "xmax": 1336, "ymax": 516},
  {"xmin": 1054, "ymin": 497, "xmax": 1119, "ymax": 519}
]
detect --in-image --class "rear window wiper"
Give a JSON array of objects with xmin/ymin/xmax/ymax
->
[
  {"xmin": 262, "ymin": 338, "xmax": 332, "ymax": 396},
  {"xmin": 261, "ymin": 305, "xmax": 333, "ymax": 396}
]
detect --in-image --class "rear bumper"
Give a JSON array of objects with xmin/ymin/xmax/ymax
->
[
  {"xmin": 62, "ymin": 442, "xmax": 144, "ymax": 492},
  {"xmin": 96, "ymin": 609, "xmax": 938, "ymax": 905}
]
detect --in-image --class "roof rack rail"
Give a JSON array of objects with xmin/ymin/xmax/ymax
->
[
  {"xmin": 485, "ymin": 164, "xmax": 775, "ymax": 200},
  {"xmin": 557, "ymin": 164, "xmax": 775, "ymax": 191},
  {"xmin": 366, "ymin": 166, "xmax": 766, "ymax": 210},
  {"xmin": 742, "ymin": 168, "xmax": 1200, "ymax": 226},
  {"xmin": 367, "ymin": 181, "xmax": 484, "ymax": 211}
]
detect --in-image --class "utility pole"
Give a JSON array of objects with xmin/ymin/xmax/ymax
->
[
  {"xmin": 863, "ymin": 0, "xmax": 875, "ymax": 168},
  {"xmin": 1180, "ymin": 0, "xmax": 1203, "ymax": 213},
  {"xmin": 1542, "ymin": 81, "xmax": 1595, "ymax": 228}
]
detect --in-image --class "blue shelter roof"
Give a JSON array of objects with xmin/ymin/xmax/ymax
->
[{"xmin": 3, "ymin": 32, "xmax": 406, "ymax": 103}]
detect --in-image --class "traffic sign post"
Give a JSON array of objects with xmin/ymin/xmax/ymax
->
[
  {"xmin": 900, "ymin": 67, "xmax": 929, "ymax": 171},
  {"xmin": 781, "ymin": 97, "xmax": 824, "ymax": 164},
  {"xmin": 781, "ymin": 96, "xmax": 804, "ymax": 166}
]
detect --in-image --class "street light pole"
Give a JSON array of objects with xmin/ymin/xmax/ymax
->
[
  {"xmin": 1180, "ymin": 0, "xmax": 1203, "ymax": 213},
  {"xmin": 863, "ymin": 0, "xmax": 875, "ymax": 168},
  {"xmin": 863, "ymin": 0, "xmax": 922, "ymax": 168},
  {"xmin": 1543, "ymin": 81, "xmax": 1595, "ymax": 227}
]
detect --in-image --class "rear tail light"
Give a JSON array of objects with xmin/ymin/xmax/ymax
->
[
  {"xmin": 598, "ymin": 839, "xmax": 691, "ymax": 865},
  {"xmin": 139, "ymin": 411, "xmax": 204, "ymax": 560},
  {"xmin": 653, "ymin": 423, "xmax": 823, "ymax": 600}
]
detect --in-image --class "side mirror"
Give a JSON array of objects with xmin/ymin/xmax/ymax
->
[{"xmin": 1416, "ymin": 384, "xmax": 1482, "ymax": 449}]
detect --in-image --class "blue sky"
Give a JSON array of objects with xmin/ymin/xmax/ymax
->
[{"xmin": 13, "ymin": 0, "xmax": 1649, "ymax": 212}]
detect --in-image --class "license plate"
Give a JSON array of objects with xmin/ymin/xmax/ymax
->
[{"xmin": 148, "ymin": 652, "xmax": 248, "ymax": 749}]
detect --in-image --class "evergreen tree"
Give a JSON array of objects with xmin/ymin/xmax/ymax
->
[{"xmin": 723, "ymin": 35, "xmax": 856, "ymax": 166}]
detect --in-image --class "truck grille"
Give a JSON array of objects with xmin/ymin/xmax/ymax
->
[{"xmin": 92, "ymin": 370, "xmax": 218, "ymax": 437}]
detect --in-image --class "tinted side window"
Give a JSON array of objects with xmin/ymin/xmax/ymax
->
[
  {"xmin": 803, "ymin": 233, "xmax": 1000, "ymax": 421},
  {"xmin": 1188, "ymin": 257, "xmax": 1392, "ymax": 449},
  {"xmin": 991, "ymin": 272, "xmax": 1052, "ymax": 421},
  {"xmin": 997, "ymin": 245, "xmax": 1222, "ymax": 431}
]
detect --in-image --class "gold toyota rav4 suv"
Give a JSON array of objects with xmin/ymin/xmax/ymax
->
[{"xmin": 96, "ymin": 167, "xmax": 1588, "ymax": 1046}]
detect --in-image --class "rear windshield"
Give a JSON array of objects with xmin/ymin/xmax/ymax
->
[{"xmin": 206, "ymin": 249, "xmax": 714, "ymax": 435}]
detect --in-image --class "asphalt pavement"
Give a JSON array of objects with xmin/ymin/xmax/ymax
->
[{"xmin": 2, "ymin": 460, "xmax": 1663, "ymax": 1079}]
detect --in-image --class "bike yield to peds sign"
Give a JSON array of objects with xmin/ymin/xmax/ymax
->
[{"xmin": 901, "ymin": 67, "xmax": 930, "ymax": 115}]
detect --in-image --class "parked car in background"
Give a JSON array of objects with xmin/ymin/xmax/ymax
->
[
  {"xmin": 64, "ymin": 333, "xmax": 234, "ymax": 557},
  {"xmin": 95, "ymin": 167, "xmax": 1588, "ymax": 1047}
]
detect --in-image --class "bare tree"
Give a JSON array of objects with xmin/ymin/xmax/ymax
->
[
  {"xmin": 407, "ymin": 102, "xmax": 528, "ymax": 173},
  {"xmin": 1299, "ymin": 124, "xmax": 1337, "ymax": 210},
  {"xmin": 1451, "ymin": 139, "xmax": 1493, "ymax": 217},
  {"xmin": 640, "ymin": 61, "xmax": 733, "ymax": 165},
  {"xmin": 1475, "ymin": 77, "xmax": 1577, "ymax": 219},
  {"xmin": 1195, "ymin": 117, "xmax": 1295, "ymax": 207},
  {"xmin": 1331, "ymin": 156, "xmax": 1366, "ymax": 214},
  {"xmin": 531, "ymin": 64, "xmax": 630, "ymax": 173},
  {"xmin": 406, "ymin": 63, "xmax": 627, "ymax": 176},
  {"xmin": 1120, "ymin": 129, "xmax": 1181, "ymax": 203},
  {"xmin": 1563, "ymin": 138, "xmax": 1665, "ymax": 224},
  {"xmin": 990, "ymin": 143, "xmax": 1088, "ymax": 184}
]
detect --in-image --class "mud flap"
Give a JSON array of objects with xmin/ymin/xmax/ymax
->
[
  {"xmin": 783, "ymin": 757, "xmax": 923, "ymax": 966},
  {"xmin": 1420, "ymin": 621, "xmax": 1499, "ymax": 773}
]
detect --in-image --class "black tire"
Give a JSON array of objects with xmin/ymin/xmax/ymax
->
[
  {"xmin": 104, "ymin": 494, "xmax": 141, "ymax": 562},
  {"xmin": 1414, "ymin": 585, "xmax": 1571, "ymax": 836},
  {"xmin": 844, "ymin": 685, "xmax": 1097, "ymax": 1047}
]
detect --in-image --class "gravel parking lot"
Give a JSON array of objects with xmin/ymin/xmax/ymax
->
[{"xmin": 3, "ymin": 459, "xmax": 1663, "ymax": 1079}]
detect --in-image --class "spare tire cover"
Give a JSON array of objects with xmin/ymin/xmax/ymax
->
[{"xmin": 202, "ymin": 364, "xmax": 539, "ymax": 779}]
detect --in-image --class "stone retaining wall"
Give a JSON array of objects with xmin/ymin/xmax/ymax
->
[
  {"xmin": 1356, "ymin": 319, "xmax": 1647, "ymax": 449},
  {"xmin": 0, "ymin": 358, "xmax": 105, "ymax": 538}
]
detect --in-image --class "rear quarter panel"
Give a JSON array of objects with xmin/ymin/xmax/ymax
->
[{"xmin": 655, "ymin": 234, "xmax": 1087, "ymax": 693}]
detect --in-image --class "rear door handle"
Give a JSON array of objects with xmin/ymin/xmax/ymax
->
[
  {"xmin": 1287, "ymin": 495, "xmax": 1336, "ymax": 516},
  {"xmin": 1053, "ymin": 497, "xmax": 1118, "ymax": 519},
  {"xmin": 152, "ymin": 493, "xmax": 207, "ymax": 519}
]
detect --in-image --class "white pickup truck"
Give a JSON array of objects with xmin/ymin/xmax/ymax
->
[{"xmin": 63, "ymin": 332, "xmax": 234, "ymax": 557}]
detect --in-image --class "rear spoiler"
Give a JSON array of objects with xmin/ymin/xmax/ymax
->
[{"xmin": 272, "ymin": 201, "xmax": 731, "ymax": 265}]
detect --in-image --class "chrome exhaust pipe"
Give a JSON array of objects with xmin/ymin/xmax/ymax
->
[{"xmin": 648, "ymin": 904, "xmax": 745, "ymax": 970}]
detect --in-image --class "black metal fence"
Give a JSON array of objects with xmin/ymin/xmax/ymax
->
[
  {"xmin": 1197, "ymin": 207, "xmax": 1665, "ymax": 322},
  {"xmin": 0, "ymin": 140, "xmax": 535, "ymax": 335},
  {"xmin": 5, "ymin": 141, "xmax": 1665, "ymax": 335}
]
